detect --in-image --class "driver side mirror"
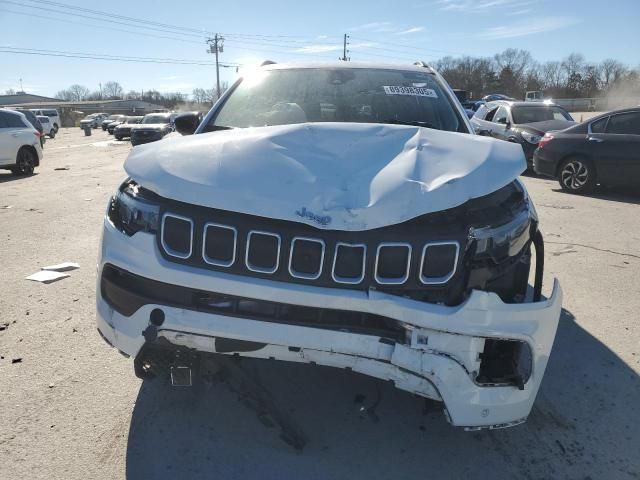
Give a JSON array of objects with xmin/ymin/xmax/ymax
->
[
  {"xmin": 505, "ymin": 120, "xmax": 511, "ymax": 129},
  {"xmin": 174, "ymin": 113, "xmax": 200, "ymax": 136}
]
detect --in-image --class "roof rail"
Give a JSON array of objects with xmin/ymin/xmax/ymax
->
[{"xmin": 261, "ymin": 60, "xmax": 277, "ymax": 66}]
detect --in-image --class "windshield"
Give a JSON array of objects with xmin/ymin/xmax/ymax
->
[
  {"xmin": 142, "ymin": 114, "xmax": 170, "ymax": 124},
  {"xmin": 512, "ymin": 106, "xmax": 572, "ymax": 124},
  {"xmin": 127, "ymin": 117, "xmax": 143, "ymax": 124},
  {"xmin": 206, "ymin": 68, "xmax": 464, "ymax": 133}
]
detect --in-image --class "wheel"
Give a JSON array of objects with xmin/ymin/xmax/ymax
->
[
  {"xmin": 115, "ymin": 135, "xmax": 122, "ymax": 141},
  {"xmin": 53, "ymin": 123, "xmax": 59, "ymax": 133},
  {"xmin": 558, "ymin": 157, "xmax": 596, "ymax": 193},
  {"xmin": 49, "ymin": 129, "xmax": 56, "ymax": 139},
  {"xmin": 11, "ymin": 148, "xmax": 36, "ymax": 176}
]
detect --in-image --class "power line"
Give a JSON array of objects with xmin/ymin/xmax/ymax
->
[{"xmin": 0, "ymin": 47, "xmax": 240, "ymax": 66}]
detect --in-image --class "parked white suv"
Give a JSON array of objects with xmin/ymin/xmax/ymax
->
[
  {"xmin": 30, "ymin": 108, "xmax": 61, "ymax": 132},
  {"xmin": 0, "ymin": 109, "xmax": 43, "ymax": 175},
  {"xmin": 97, "ymin": 62, "xmax": 562, "ymax": 430}
]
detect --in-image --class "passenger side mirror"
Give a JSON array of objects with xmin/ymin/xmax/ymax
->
[{"xmin": 174, "ymin": 113, "xmax": 200, "ymax": 136}]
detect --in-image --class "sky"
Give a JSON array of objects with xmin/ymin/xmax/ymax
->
[{"xmin": 1, "ymin": 0, "xmax": 638, "ymax": 97}]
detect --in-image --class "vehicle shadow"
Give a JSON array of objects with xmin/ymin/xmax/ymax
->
[
  {"xmin": 0, "ymin": 172, "xmax": 38, "ymax": 184},
  {"xmin": 551, "ymin": 185, "xmax": 640, "ymax": 205},
  {"xmin": 125, "ymin": 309, "xmax": 639, "ymax": 480}
]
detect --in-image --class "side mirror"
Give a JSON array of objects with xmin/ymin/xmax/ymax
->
[
  {"xmin": 174, "ymin": 113, "xmax": 199, "ymax": 136},
  {"xmin": 505, "ymin": 120, "xmax": 511, "ymax": 129}
]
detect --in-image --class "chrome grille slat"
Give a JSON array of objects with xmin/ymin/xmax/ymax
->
[
  {"xmin": 288, "ymin": 236, "xmax": 325, "ymax": 280},
  {"xmin": 331, "ymin": 242, "xmax": 366, "ymax": 284},
  {"xmin": 374, "ymin": 242, "xmax": 412, "ymax": 285},
  {"xmin": 161, "ymin": 213, "xmax": 193, "ymax": 259},
  {"xmin": 202, "ymin": 222, "xmax": 237, "ymax": 268},
  {"xmin": 419, "ymin": 241, "xmax": 460, "ymax": 285},
  {"xmin": 245, "ymin": 230, "xmax": 281, "ymax": 274}
]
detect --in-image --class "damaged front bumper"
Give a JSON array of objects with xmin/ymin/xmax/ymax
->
[{"xmin": 96, "ymin": 219, "xmax": 562, "ymax": 430}]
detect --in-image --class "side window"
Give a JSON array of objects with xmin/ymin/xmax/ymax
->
[
  {"xmin": 0, "ymin": 111, "xmax": 9, "ymax": 128},
  {"xmin": 493, "ymin": 106, "xmax": 509, "ymax": 124},
  {"xmin": 606, "ymin": 112, "xmax": 640, "ymax": 135},
  {"xmin": 590, "ymin": 117, "xmax": 608, "ymax": 133},
  {"xmin": 5, "ymin": 113, "xmax": 27, "ymax": 128},
  {"xmin": 484, "ymin": 107, "xmax": 498, "ymax": 122}
]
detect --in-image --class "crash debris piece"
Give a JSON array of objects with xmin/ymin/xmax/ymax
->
[
  {"xmin": 26, "ymin": 270, "xmax": 70, "ymax": 284},
  {"xmin": 41, "ymin": 262, "xmax": 80, "ymax": 272}
]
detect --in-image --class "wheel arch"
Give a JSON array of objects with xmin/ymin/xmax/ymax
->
[{"xmin": 18, "ymin": 144, "xmax": 40, "ymax": 166}]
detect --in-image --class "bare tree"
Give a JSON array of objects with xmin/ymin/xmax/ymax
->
[
  {"xmin": 541, "ymin": 61, "xmax": 565, "ymax": 90},
  {"xmin": 56, "ymin": 84, "xmax": 90, "ymax": 101},
  {"xmin": 5, "ymin": 88, "xmax": 16, "ymax": 95},
  {"xmin": 102, "ymin": 81, "xmax": 124, "ymax": 99},
  {"xmin": 124, "ymin": 90, "xmax": 141, "ymax": 100},
  {"xmin": 599, "ymin": 58, "xmax": 627, "ymax": 89}
]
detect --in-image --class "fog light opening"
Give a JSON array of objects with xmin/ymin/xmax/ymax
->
[{"xmin": 476, "ymin": 339, "xmax": 532, "ymax": 390}]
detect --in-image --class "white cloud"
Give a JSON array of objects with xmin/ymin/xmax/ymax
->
[
  {"xmin": 479, "ymin": 16, "xmax": 578, "ymax": 39},
  {"xmin": 349, "ymin": 21, "xmax": 395, "ymax": 33},
  {"xmin": 435, "ymin": 0, "xmax": 535, "ymax": 12},
  {"xmin": 395, "ymin": 26, "xmax": 425, "ymax": 35}
]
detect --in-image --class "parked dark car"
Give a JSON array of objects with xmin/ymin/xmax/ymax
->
[
  {"xmin": 102, "ymin": 114, "xmax": 126, "ymax": 131},
  {"xmin": 471, "ymin": 101, "xmax": 575, "ymax": 167},
  {"xmin": 113, "ymin": 116, "xmax": 144, "ymax": 140},
  {"xmin": 533, "ymin": 107, "xmax": 640, "ymax": 193},
  {"xmin": 107, "ymin": 118, "xmax": 126, "ymax": 135},
  {"xmin": 130, "ymin": 112, "xmax": 177, "ymax": 146}
]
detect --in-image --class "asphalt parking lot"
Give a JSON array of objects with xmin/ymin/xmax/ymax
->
[{"xmin": 1, "ymin": 128, "xmax": 639, "ymax": 480}]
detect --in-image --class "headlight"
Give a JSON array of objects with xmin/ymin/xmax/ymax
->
[
  {"xmin": 470, "ymin": 206, "xmax": 534, "ymax": 262},
  {"xmin": 107, "ymin": 180, "xmax": 160, "ymax": 236},
  {"xmin": 521, "ymin": 131, "xmax": 541, "ymax": 144}
]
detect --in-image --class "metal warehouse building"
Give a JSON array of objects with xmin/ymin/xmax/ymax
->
[{"xmin": 0, "ymin": 94, "xmax": 165, "ymax": 127}]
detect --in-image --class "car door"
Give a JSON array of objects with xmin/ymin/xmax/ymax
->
[
  {"xmin": 489, "ymin": 106, "xmax": 510, "ymax": 140},
  {"xmin": 589, "ymin": 111, "xmax": 640, "ymax": 185},
  {"xmin": 0, "ymin": 111, "xmax": 11, "ymax": 164},
  {"xmin": 471, "ymin": 105, "xmax": 498, "ymax": 136},
  {"xmin": 0, "ymin": 111, "xmax": 29, "ymax": 165}
]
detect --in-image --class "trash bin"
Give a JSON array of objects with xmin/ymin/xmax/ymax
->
[{"xmin": 83, "ymin": 125, "xmax": 92, "ymax": 136}]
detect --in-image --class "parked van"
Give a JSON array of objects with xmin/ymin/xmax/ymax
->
[{"xmin": 30, "ymin": 109, "xmax": 61, "ymax": 132}]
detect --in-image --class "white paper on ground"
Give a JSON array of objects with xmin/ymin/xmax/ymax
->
[
  {"xmin": 125, "ymin": 122, "xmax": 526, "ymax": 231},
  {"xmin": 26, "ymin": 270, "xmax": 70, "ymax": 283},
  {"xmin": 41, "ymin": 262, "xmax": 80, "ymax": 272}
]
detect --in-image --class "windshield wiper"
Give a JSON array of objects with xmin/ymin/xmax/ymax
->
[{"xmin": 381, "ymin": 119, "xmax": 436, "ymax": 129}]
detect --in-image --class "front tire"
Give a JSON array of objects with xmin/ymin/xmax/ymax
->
[
  {"xmin": 558, "ymin": 157, "xmax": 596, "ymax": 193},
  {"xmin": 53, "ymin": 123, "xmax": 59, "ymax": 133},
  {"xmin": 49, "ymin": 129, "xmax": 56, "ymax": 139},
  {"xmin": 12, "ymin": 148, "xmax": 36, "ymax": 176}
]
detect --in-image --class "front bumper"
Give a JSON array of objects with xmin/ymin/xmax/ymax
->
[{"xmin": 96, "ymin": 218, "xmax": 562, "ymax": 429}]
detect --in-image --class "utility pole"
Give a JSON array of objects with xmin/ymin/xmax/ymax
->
[
  {"xmin": 340, "ymin": 34, "xmax": 349, "ymax": 61},
  {"xmin": 206, "ymin": 34, "xmax": 224, "ymax": 100}
]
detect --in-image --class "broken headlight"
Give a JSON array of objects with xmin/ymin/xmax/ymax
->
[
  {"xmin": 108, "ymin": 180, "xmax": 160, "ymax": 236},
  {"xmin": 469, "ymin": 182, "xmax": 537, "ymax": 263}
]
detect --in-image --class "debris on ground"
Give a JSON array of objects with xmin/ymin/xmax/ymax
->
[
  {"xmin": 54, "ymin": 167, "xmax": 70, "ymax": 171},
  {"xmin": 12, "ymin": 358, "xmax": 22, "ymax": 364},
  {"xmin": 25, "ymin": 270, "xmax": 70, "ymax": 284},
  {"xmin": 1, "ymin": 205, "xmax": 13, "ymax": 209},
  {"xmin": 41, "ymin": 262, "xmax": 80, "ymax": 272}
]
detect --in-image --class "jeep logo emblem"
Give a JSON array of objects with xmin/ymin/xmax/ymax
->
[{"xmin": 296, "ymin": 207, "xmax": 331, "ymax": 226}]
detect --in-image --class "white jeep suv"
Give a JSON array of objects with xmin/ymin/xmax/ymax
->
[
  {"xmin": 0, "ymin": 109, "xmax": 43, "ymax": 175},
  {"xmin": 97, "ymin": 62, "xmax": 562, "ymax": 430}
]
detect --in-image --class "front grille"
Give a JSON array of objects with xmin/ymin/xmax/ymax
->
[{"xmin": 156, "ymin": 202, "xmax": 465, "ymax": 298}]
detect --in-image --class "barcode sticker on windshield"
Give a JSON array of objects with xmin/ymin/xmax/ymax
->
[{"xmin": 383, "ymin": 86, "xmax": 438, "ymax": 98}]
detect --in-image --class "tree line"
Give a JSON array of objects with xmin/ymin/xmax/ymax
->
[
  {"xmin": 13, "ymin": 49, "xmax": 640, "ymax": 106},
  {"xmin": 434, "ymin": 49, "xmax": 639, "ymax": 100},
  {"xmin": 52, "ymin": 81, "xmax": 229, "ymax": 109}
]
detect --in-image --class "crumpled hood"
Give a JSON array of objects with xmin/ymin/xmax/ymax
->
[
  {"xmin": 518, "ymin": 119, "xmax": 576, "ymax": 135},
  {"xmin": 125, "ymin": 122, "xmax": 526, "ymax": 231}
]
